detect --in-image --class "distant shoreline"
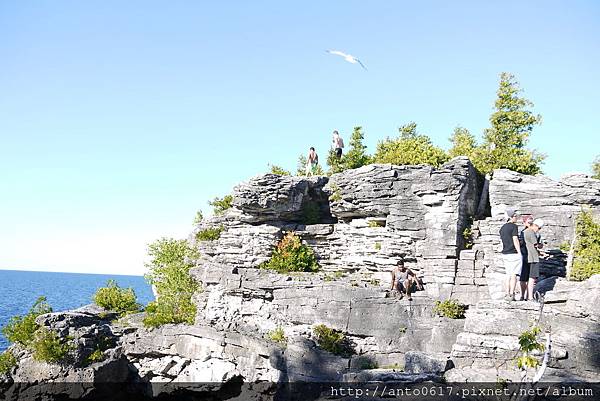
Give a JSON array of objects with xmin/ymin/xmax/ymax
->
[{"xmin": 0, "ymin": 268, "xmax": 145, "ymax": 277}]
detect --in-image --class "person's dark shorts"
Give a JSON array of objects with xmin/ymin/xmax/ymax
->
[
  {"xmin": 520, "ymin": 260, "xmax": 530, "ymax": 281},
  {"xmin": 335, "ymin": 148, "xmax": 342, "ymax": 158},
  {"xmin": 529, "ymin": 262, "xmax": 540, "ymax": 279}
]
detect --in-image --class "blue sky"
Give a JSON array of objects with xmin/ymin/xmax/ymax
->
[{"xmin": 1, "ymin": 1, "xmax": 598, "ymax": 275}]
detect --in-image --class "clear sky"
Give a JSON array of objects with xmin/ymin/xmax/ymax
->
[{"xmin": 1, "ymin": 1, "xmax": 598, "ymax": 275}]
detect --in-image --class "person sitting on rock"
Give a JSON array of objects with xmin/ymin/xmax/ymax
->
[{"xmin": 390, "ymin": 260, "xmax": 423, "ymax": 301}]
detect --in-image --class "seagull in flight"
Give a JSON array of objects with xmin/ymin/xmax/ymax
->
[{"xmin": 326, "ymin": 50, "xmax": 367, "ymax": 70}]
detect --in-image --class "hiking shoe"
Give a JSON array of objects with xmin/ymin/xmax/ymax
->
[{"xmin": 407, "ymin": 296, "xmax": 413, "ymax": 301}]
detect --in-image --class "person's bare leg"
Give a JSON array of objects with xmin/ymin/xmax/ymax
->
[
  {"xmin": 519, "ymin": 281, "xmax": 527, "ymax": 300},
  {"xmin": 528, "ymin": 278, "xmax": 536, "ymax": 300},
  {"xmin": 509, "ymin": 275, "xmax": 517, "ymax": 300},
  {"xmin": 404, "ymin": 279, "xmax": 412, "ymax": 300}
]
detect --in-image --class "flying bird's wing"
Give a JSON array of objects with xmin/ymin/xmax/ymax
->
[
  {"xmin": 326, "ymin": 49, "xmax": 349, "ymax": 58},
  {"xmin": 356, "ymin": 59, "xmax": 368, "ymax": 71}
]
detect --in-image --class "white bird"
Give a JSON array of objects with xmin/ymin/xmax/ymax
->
[{"xmin": 326, "ymin": 49, "xmax": 367, "ymax": 70}]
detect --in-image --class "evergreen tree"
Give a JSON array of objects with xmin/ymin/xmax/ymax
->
[
  {"xmin": 448, "ymin": 126, "xmax": 477, "ymax": 159},
  {"xmin": 477, "ymin": 72, "xmax": 544, "ymax": 175},
  {"xmin": 343, "ymin": 126, "xmax": 371, "ymax": 170}
]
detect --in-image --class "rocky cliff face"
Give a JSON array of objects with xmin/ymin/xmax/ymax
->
[{"xmin": 2, "ymin": 160, "xmax": 599, "ymax": 400}]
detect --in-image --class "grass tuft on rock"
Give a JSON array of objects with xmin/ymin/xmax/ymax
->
[{"xmin": 195, "ymin": 226, "xmax": 224, "ymax": 241}]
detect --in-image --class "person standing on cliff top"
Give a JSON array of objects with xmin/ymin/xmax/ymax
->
[
  {"xmin": 390, "ymin": 260, "xmax": 423, "ymax": 301},
  {"xmin": 499, "ymin": 207, "xmax": 522, "ymax": 301},
  {"xmin": 523, "ymin": 219, "xmax": 544, "ymax": 301},
  {"xmin": 332, "ymin": 130, "xmax": 344, "ymax": 159},
  {"xmin": 305, "ymin": 147, "xmax": 319, "ymax": 176}
]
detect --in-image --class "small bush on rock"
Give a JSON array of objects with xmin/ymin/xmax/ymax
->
[
  {"xmin": 260, "ymin": 232, "xmax": 319, "ymax": 273},
  {"xmin": 570, "ymin": 209, "xmax": 600, "ymax": 281},
  {"xmin": 267, "ymin": 327, "xmax": 287, "ymax": 345},
  {"xmin": 31, "ymin": 327, "xmax": 73, "ymax": 363},
  {"xmin": 433, "ymin": 299, "xmax": 467, "ymax": 319},
  {"xmin": 516, "ymin": 326, "xmax": 544, "ymax": 369},
  {"xmin": 93, "ymin": 280, "xmax": 140, "ymax": 316},
  {"xmin": 269, "ymin": 165, "xmax": 291, "ymax": 176},
  {"xmin": 1, "ymin": 296, "xmax": 52, "ymax": 346},
  {"xmin": 0, "ymin": 351, "xmax": 17, "ymax": 375},
  {"xmin": 313, "ymin": 324, "xmax": 352, "ymax": 356},
  {"xmin": 195, "ymin": 226, "xmax": 224, "ymax": 241},
  {"xmin": 144, "ymin": 238, "xmax": 200, "ymax": 327},
  {"xmin": 209, "ymin": 195, "xmax": 233, "ymax": 216}
]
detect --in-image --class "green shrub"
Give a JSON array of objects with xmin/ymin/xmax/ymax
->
[
  {"xmin": 93, "ymin": 280, "xmax": 140, "ymax": 316},
  {"xmin": 144, "ymin": 238, "xmax": 200, "ymax": 327},
  {"xmin": 433, "ymin": 299, "xmax": 467, "ymax": 319},
  {"xmin": 516, "ymin": 326, "xmax": 544, "ymax": 369},
  {"xmin": 301, "ymin": 202, "xmax": 320, "ymax": 225},
  {"xmin": 2, "ymin": 296, "xmax": 52, "ymax": 346},
  {"xmin": 373, "ymin": 122, "xmax": 449, "ymax": 168},
  {"xmin": 592, "ymin": 155, "xmax": 600, "ymax": 180},
  {"xmin": 0, "ymin": 351, "xmax": 17, "ymax": 375},
  {"xmin": 569, "ymin": 209, "xmax": 600, "ymax": 281},
  {"xmin": 195, "ymin": 226, "xmax": 224, "ymax": 241},
  {"xmin": 559, "ymin": 241, "xmax": 571, "ymax": 253},
  {"xmin": 374, "ymin": 242, "xmax": 382, "ymax": 251},
  {"xmin": 193, "ymin": 210, "xmax": 203, "ymax": 225},
  {"xmin": 85, "ymin": 349, "xmax": 104, "ymax": 364},
  {"xmin": 326, "ymin": 127, "xmax": 372, "ymax": 174},
  {"xmin": 209, "ymin": 195, "xmax": 233, "ymax": 216},
  {"xmin": 260, "ymin": 232, "xmax": 319, "ymax": 273},
  {"xmin": 31, "ymin": 327, "xmax": 73, "ymax": 363},
  {"xmin": 313, "ymin": 324, "xmax": 352, "ymax": 356},
  {"xmin": 269, "ymin": 164, "xmax": 291, "ymax": 176},
  {"xmin": 463, "ymin": 227, "xmax": 473, "ymax": 249},
  {"xmin": 368, "ymin": 220, "xmax": 385, "ymax": 228},
  {"xmin": 328, "ymin": 183, "xmax": 342, "ymax": 202},
  {"xmin": 267, "ymin": 327, "xmax": 287, "ymax": 345}
]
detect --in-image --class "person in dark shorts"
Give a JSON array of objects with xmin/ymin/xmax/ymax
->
[
  {"xmin": 390, "ymin": 260, "xmax": 423, "ymax": 301},
  {"xmin": 499, "ymin": 207, "xmax": 522, "ymax": 301},
  {"xmin": 518, "ymin": 215, "xmax": 534, "ymax": 300},
  {"xmin": 523, "ymin": 219, "xmax": 544, "ymax": 301},
  {"xmin": 332, "ymin": 130, "xmax": 344, "ymax": 158}
]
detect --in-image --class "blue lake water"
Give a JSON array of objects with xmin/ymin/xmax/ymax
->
[{"xmin": 0, "ymin": 269, "xmax": 154, "ymax": 352}]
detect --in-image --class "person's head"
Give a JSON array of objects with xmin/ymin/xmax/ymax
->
[
  {"xmin": 505, "ymin": 207, "xmax": 518, "ymax": 222},
  {"xmin": 532, "ymin": 218, "xmax": 544, "ymax": 232},
  {"xmin": 309, "ymin": 147, "xmax": 315, "ymax": 152},
  {"xmin": 397, "ymin": 260, "xmax": 406, "ymax": 271},
  {"xmin": 522, "ymin": 215, "xmax": 534, "ymax": 227},
  {"xmin": 333, "ymin": 130, "xmax": 339, "ymax": 136}
]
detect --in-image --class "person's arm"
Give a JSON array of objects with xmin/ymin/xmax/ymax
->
[
  {"xmin": 408, "ymin": 269, "xmax": 424, "ymax": 290},
  {"xmin": 511, "ymin": 225, "xmax": 521, "ymax": 255},
  {"xmin": 390, "ymin": 270, "xmax": 396, "ymax": 290}
]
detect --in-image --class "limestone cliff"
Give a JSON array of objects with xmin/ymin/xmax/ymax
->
[{"xmin": 2, "ymin": 158, "xmax": 599, "ymax": 400}]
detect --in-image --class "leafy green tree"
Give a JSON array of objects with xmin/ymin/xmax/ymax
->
[
  {"xmin": 192, "ymin": 211, "xmax": 203, "ymax": 225},
  {"xmin": 326, "ymin": 149, "xmax": 343, "ymax": 174},
  {"xmin": 93, "ymin": 280, "xmax": 140, "ymax": 316},
  {"xmin": 2, "ymin": 297, "xmax": 52, "ymax": 346},
  {"xmin": 296, "ymin": 154, "xmax": 308, "ymax": 176},
  {"xmin": 591, "ymin": 156, "xmax": 600, "ymax": 179},
  {"xmin": 269, "ymin": 164, "xmax": 291, "ymax": 176},
  {"xmin": 144, "ymin": 238, "xmax": 200, "ymax": 327},
  {"xmin": 209, "ymin": 195, "xmax": 233, "ymax": 216},
  {"xmin": 448, "ymin": 126, "xmax": 477, "ymax": 159},
  {"xmin": 373, "ymin": 122, "xmax": 449, "ymax": 167},
  {"xmin": 477, "ymin": 72, "xmax": 544, "ymax": 175}
]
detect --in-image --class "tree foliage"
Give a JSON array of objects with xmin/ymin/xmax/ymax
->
[
  {"xmin": 144, "ymin": 238, "xmax": 200, "ymax": 327},
  {"xmin": 569, "ymin": 209, "xmax": 600, "ymax": 281},
  {"xmin": 373, "ymin": 122, "xmax": 449, "ymax": 167},
  {"xmin": 592, "ymin": 156, "xmax": 600, "ymax": 180},
  {"xmin": 260, "ymin": 232, "xmax": 319, "ymax": 273},
  {"xmin": 93, "ymin": 280, "xmax": 140, "ymax": 316},
  {"xmin": 476, "ymin": 73, "xmax": 544, "ymax": 175},
  {"xmin": 1, "ymin": 296, "xmax": 52, "ymax": 346},
  {"xmin": 516, "ymin": 326, "xmax": 544, "ymax": 369},
  {"xmin": 448, "ymin": 126, "xmax": 477, "ymax": 159},
  {"xmin": 209, "ymin": 195, "xmax": 233, "ymax": 216},
  {"xmin": 269, "ymin": 164, "xmax": 291, "ymax": 176}
]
